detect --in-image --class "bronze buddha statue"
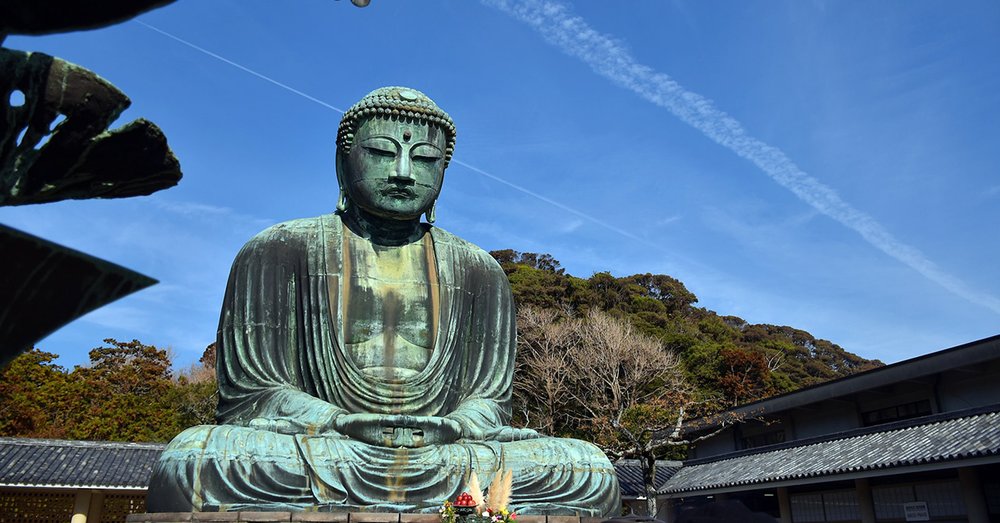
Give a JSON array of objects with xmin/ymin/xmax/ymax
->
[{"xmin": 147, "ymin": 87, "xmax": 620, "ymax": 516}]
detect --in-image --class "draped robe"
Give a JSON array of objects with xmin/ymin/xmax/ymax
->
[{"xmin": 147, "ymin": 214, "xmax": 620, "ymax": 515}]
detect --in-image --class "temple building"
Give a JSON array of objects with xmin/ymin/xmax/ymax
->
[{"xmin": 659, "ymin": 334, "xmax": 1000, "ymax": 523}]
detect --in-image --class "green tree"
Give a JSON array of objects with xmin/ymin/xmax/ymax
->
[
  {"xmin": 491, "ymin": 250, "xmax": 594, "ymax": 311},
  {"xmin": 66, "ymin": 339, "xmax": 180, "ymax": 442},
  {"xmin": 0, "ymin": 340, "xmax": 219, "ymax": 443},
  {"xmin": 0, "ymin": 349, "xmax": 77, "ymax": 438}
]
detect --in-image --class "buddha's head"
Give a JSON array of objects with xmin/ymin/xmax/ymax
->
[{"xmin": 335, "ymin": 87, "xmax": 457, "ymax": 223}]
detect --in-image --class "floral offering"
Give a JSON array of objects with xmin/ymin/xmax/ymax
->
[{"xmin": 441, "ymin": 470, "xmax": 517, "ymax": 523}]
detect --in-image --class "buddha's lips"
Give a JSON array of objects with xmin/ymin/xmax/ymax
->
[{"xmin": 383, "ymin": 187, "xmax": 415, "ymax": 198}]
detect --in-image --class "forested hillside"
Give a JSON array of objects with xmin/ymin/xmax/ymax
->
[
  {"xmin": 0, "ymin": 250, "xmax": 881, "ymax": 444},
  {"xmin": 490, "ymin": 250, "xmax": 883, "ymax": 410}
]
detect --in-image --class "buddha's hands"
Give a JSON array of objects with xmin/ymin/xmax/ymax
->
[
  {"xmin": 454, "ymin": 414, "xmax": 543, "ymax": 442},
  {"xmin": 333, "ymin": 413, "xmax": 462, "ymax": 448},
  {"xmin": 480, "ymin": 426, "xmax": 543, "ymax": 442},
  {"xmin": 248, "ymin": 417, "xmax": 341, "ymax": 435}
]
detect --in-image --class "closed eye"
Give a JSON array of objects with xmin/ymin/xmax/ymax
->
[
  {"xmin": 363, "ymin": 145, "xmax": 396, "ymax": 158},
  {"xmin": 410, "ymin": 143, "xmax": 443, "ymax": 163},
  {"xmin": 359, "ymin": 136, "xmax": 399, "ymax": 157}
]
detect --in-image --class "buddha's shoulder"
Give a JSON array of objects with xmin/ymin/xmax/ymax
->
[
  {"xmin": 429, "ymin": 226, "xmax": 503, "ymax": 272},
  {"xmin": 243, "ymin": 215, "xmax": 333, "ymax": 248}
]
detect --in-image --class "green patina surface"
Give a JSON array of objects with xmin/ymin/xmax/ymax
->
[
  {"xmin": 147, "ymin": 87, "xmax": 620, "ymax": 516},
  {"xmin": 0, "ymin": 47, "xmax": 180, "ymax": 206}
]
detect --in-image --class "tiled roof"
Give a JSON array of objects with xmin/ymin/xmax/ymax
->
[
  {"xmin": 660, "ymin": 405, "xmax": 1000, "ymax": 495},
  {"xmin": 0, "ymin": 437, "xmax": 165, "ymax": 489},
  {"xmin": 614, "ymin": 460, "xmax": 681, "ymax": 497}
]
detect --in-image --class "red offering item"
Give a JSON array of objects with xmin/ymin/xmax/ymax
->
[{"xmin": 455, "ymin": 493, "xmax": 476, "ymax": 507}]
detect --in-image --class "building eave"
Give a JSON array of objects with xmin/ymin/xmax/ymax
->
[{"xmin": 661, "ymin": 405, "xmax": 1000, "ymax": 497}]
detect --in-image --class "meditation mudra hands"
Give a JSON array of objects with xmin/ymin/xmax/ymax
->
[
  {"xmin": 334, "ymin": 413, "xmax": 462, "ymax": 447},
  {"xmin": 247, "ymin": 412, "xmax": 543, "ymax": 447},
  {"xmin": 332, "ymin": 414, "xmax": 542, "ymax": 447}
]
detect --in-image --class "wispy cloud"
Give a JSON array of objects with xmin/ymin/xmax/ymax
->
[
  {"xmin": 557, "ymin": 218, "xmax": 584, "ymax": 234},
  {"xmin": 156, "ymin": 201, "xmax": 235, "ymax": 217},
  {"xmin": 82, "ymin": 303, "xmax": 155, "ymax": 333},
  {"xmin": 656, "ymin": 214, "xmax": 682, "ymax": 227},
  {"xmin": 154, "ymin": 199, "xmax": 273, "ymax": 227},
  {"xmin": 485, "ymin": 0, "xmax": 1000, "ymax": 315}
]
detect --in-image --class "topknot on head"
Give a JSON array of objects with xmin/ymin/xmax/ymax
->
[{"xmin": 337, "ymin": 86, "xmax": 457, "ymax": 167}]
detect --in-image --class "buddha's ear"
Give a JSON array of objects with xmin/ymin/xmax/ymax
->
[{"xmin": 335, "ymin": 149, "xmax": 348, "ymax": 212}]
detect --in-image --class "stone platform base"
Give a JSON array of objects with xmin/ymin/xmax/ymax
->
[{"xmin": 127, "ymin": 513, "xmax": 600, "ymax": 523}]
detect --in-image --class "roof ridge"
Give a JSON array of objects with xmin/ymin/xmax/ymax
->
[
  {"xmin": 685, "ymin": 402, "xmax": 1000, "ymax": 466},
  {"xmin": 614, "ymin": 459, "xmax": 683, "ymax": 466},
  {"xmin": 662, "ymin": 406, "xmax": 1000, "ymax": 494},
  {"xmin": 0, "ymin": 437, "xmax": 167, "ymax": 450}
]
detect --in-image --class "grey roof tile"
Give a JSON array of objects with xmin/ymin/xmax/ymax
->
[
  {"xmin": 660, "ymin": 406, "xmax": 1000, "ymax": 495},
  {"xmin": 0, "ymin": 437, "xmax": 166, "ymax": 488},
  {"xmin": 614, "ymin": 460, "xmax": 681, "ymax": 497}
]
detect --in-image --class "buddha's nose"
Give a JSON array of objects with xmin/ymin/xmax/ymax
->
[{"xmin": 390, "ymin": 154, "xmax": 414, "ymax": 183}]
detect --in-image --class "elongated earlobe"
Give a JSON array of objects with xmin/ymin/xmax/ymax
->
[
  {"xmin": 337, "ymin": 190, "xmax": 348, "ymax": 212},
  {"xmin": 425, "ymin": 202, "xmax": 437, "ymax": 224}
]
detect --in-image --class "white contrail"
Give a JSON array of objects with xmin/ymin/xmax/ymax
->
[
  {"xmin": 485, "ymin": 0, "xmax": 1000, "ymax": 315},
  {"xmin": 136, "ymin": 21, "xmax": 345, "ymax": 113},
  {"xmin": 136, "ymin": 20, "xmax": 671, "ymax": 255},
  {"xmin": 454, "ymin": 159, "xmax": 654, "ymax": 247}
]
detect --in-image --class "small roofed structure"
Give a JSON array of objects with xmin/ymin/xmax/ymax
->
[{"xmin": 0, "ymin": 437, "xmax": 163, "ymax": 522}]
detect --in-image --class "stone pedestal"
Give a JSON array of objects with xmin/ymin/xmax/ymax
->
[{"xmin": 127, "ymin": 513, "xmax": 601, "ymax": 523}]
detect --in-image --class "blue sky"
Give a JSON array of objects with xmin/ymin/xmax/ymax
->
[{"xmin": 4, "ymin": 0, "xmax": 999, "ymax": 369}]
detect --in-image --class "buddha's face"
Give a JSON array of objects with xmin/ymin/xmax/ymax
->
[{"xmin": 342, "ymin": 116, "xmax": 447, "ymax": 220}]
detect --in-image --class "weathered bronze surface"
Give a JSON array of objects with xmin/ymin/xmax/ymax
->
[
  {"xmin": 0, "ymin": 224, "xmax": 156, "ymax": 367},
  {"xmin": 0, "ymin": 0, "xmax": 177, "ymax": 36},
  {"xmin": 148, "ymin": 87, "xmax": 620, "ymax": 516},
  {"xmin": 126, "ymin": 512, "xmax": 604, "ymax": 523},
  {"xmin": 0, "ymin": 48, "xmax": 181, "ymax": 206}
]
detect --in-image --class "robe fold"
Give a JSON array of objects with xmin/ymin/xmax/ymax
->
[{"xmin": 147, "ymin": 214, "xmax": 620, "ymax": 516}]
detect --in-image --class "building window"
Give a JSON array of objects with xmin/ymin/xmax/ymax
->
[
  {"xmin": 102, "ymin": 493, "xmax": 148, "ymax": 523},
  {"xmin": 862, "ymin": 399, "xmax": 931, "ymax": 427},
  {"xmin": 0, "ymin": 489, "xmax": 76, "ymax": 523},
  {"xmin": 986, "ymin": 481, "xmax": 1000, "ymax": 515},
  {"xmin": 741, "ymin": 429, "xmax": 785, "ymax": 449},
  {"xmin": 872, "ymin": 485, "xmax": 915, "ymax": 520},
  {"xmin": 823, "ymin": 490, "xmax": 861, "ymax": 522},
  {"xmin": 791, "ymin": 490, "xmax": 860, "ymax": 522},
  {"xmin": 873, "ymin": 480, "xmax": 966, "ymax": 521},
  {"xmin": 791, "ymin": 493, "xmax": 825, "ymax": 522},
  {"xmin": 914, "ymin": 481, "xmax": 965, "ymax": 517}
]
